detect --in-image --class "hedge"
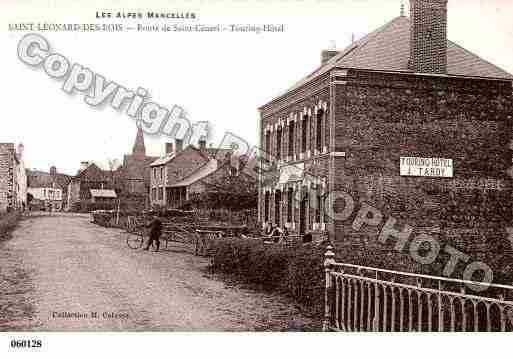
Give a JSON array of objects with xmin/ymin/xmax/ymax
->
[
  {"xmin": 209, "ymin": 238, "xmax": 433, "ymax": 318},
  {"xmin": 91, "ymin": 209, "xmax": 143, "ymax": 228},
  {"xmin": 210, "ymin": 238, "xmax": 326, "ymax": 317},
  {"xmin": 0, "ymin": 211, "xmax": 21, "ymax": 241},
  {"xmin": 71, "ymin": 202, "xmax": 118, "ymax": 213}
]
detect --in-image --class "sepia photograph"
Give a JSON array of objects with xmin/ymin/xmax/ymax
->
[{"xmin": 1, "ymin": 0, "xmax": 513, "ymax": 356}]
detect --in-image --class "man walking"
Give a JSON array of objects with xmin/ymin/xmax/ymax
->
[{"xmin": 144, "ymin": 214, "xmax": 163, "ymax": 252}]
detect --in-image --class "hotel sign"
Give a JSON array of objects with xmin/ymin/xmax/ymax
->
[{"xmin": 400, "ymin": 157, "xmax": 453, "ymax": 178}]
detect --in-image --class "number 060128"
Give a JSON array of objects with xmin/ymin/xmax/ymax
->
[{"xmin": 10, "ymin": 339, "xmax": 42, "ymax": 349}]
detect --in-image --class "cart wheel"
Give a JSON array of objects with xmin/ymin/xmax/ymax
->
[{"xmin": 126, "ymin": 232, "xmax": 144, "ymax": 249}]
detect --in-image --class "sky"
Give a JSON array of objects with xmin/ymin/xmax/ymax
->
[{"xmin": 1, "ymin": 0, "xmax": 512, "ymax": 175}]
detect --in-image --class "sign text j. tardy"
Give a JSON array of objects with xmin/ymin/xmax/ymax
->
[{"xmin": 400, "ymin": 157, "xmax": 453, "ymax": 178}]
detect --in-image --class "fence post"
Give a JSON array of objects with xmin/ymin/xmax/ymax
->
[
  {"xmin": 116, "ymin": 199, "xmax": 120, "ymax": 225},
  {"xmin": 323, "ymin": 245, "xmax": 336, "ymax": 331}
]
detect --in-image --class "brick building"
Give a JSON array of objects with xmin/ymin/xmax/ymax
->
[
  {"xmin": 67, "ymin": 162, "xmax": 115, "ymax": 211},
  {"xmin": 258, "ymin": 0, "xmax": 512, "ymax": 267},
  {"xmin": 0, "ymin": 143, "xmax": 27, "ymax": 212},
  {"xmin": 149, "ymin": 139, "xmax": 237, "ymax": 208}
]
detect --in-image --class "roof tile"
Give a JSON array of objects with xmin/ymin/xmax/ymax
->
[{"xmin": 269, "ymin": 16, "xmax": 512, "ymax": 104}]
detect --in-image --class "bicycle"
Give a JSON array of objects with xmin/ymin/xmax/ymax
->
[{"xmin": 125, "ymin": 216, "xmax": 147, "ymax": 249}]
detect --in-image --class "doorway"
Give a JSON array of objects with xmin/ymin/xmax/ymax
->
[{"xmin": 299, "ymin": 191, "xmax": 308, "ymax": 235}]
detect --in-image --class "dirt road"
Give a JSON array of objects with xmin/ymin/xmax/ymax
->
[{"xmin": 0, "ymin": 213, "xmax": 318, "ymax": 331}]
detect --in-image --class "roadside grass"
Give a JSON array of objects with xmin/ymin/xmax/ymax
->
[
  {"xmin": 209, "ymin": 238, "xmax": 326, "ymax": 327},
  {"xmin": 0, "ymin": 211, "xmax": 35, "ymax": 331},
  {"xmin": 0, "ymin": 211, "xmax": 21, "ymax": 242},
  {"xmin": 205, "ymin": 267, "xmax": 322, "ymax": 331}
]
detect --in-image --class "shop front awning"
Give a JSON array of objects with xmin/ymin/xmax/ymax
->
[
  {"xmin": 90, "ymin": 189, "xmax": 117, "ymax": 198},
  {"xmin": 278, "ymin": 163, "xmax": 304, "ymax": 184}
]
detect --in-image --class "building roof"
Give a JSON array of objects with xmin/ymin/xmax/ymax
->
[
  {"xmin": 150, "ymin": 152, "xmax": 177, "ymax": 167},
  {"xmin": 150, "ymin": 145, "xmax": 237, "ymax": 168},
  {"xmin": 170, "ymin": 159, "xmax": 219, "ymax": 188},
  {"xmin": 74, "ymin": 162, "xmax": 111, "ymax": 180},
  {"xmin": 27, "ymin": 170, "xmax": 71, "ymax": 189},
  {"xmin": 201, "ymin": 147, "xmax": 232, "ymax": 159},
  {"xmin": 90, "ymin": 189, "xmax": 117, "ymax": 198},
  {"xmin": 150, "ymin": 145, "xmax": 214, "ymax": 167},
  {"xmin": 270, "ymin": 15, "xmax": 513, "ymax": 103}
]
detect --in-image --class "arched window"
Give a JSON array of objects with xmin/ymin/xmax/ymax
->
[
  {"xmin": 315, "ymin": 193, "xmax": 322, "ymax": 224},
  {"xmin": 265, "ymin": 130, "xmax": 271, "ymax": 159},
  {"xmin": 276, "ymin": 126, "xmax": 282, "ymax": 160},
  {"xmin": 316, "ymin": 109, "xmax": 324, "ymax": 152},
  {"xmin": 288, "ymin": 121, "xmax": 294, "ymax": 157},
  {"xmin": 301, "ymin": 115, "xmax": 308, "ymax": 153},
  {"xmin": 274, "ymin": 189, "xmax": 282, "ymax": 226}
]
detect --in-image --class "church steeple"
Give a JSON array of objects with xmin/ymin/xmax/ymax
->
[{"xmin": 132, "ymin": 124, "xmax": 146, "ymax": 157}]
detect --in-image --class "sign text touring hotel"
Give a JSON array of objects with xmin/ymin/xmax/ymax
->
[{"xmin": 400, "ymin": 157, "xmax": 453, "ymax": 178}]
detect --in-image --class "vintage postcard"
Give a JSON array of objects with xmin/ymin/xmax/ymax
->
[{"xmin": 1, "ymin": 0, "xmax": 512, "ymax": 356}]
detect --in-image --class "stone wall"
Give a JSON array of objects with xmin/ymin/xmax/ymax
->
[
  {"xmin": 0, "ymin": 144, "xmax": 15, "ymax": 212},
  {"xmin": 332, "ymin": 69, "xmax": 513, "ymax": 278}
]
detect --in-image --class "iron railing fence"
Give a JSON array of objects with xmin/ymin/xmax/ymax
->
[{"xmin": 323, "ymin": 246, "xmax": 513, "ymax": 332}]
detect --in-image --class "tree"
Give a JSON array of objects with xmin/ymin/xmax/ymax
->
[{"xmin": 194, "ymin": 168, "xmax": 257, "ymax": 211}]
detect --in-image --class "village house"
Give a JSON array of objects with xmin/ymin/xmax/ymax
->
[
  {"xmin": 258, "ymin": 0, "xmax": 512, "ymax": 264},
  {"xmin": 67, "ymin": 126, "xmax": 158, "ymax": 211},
  {"xmin": 26, "ymin": 166, "xmax": 70, "ymax": 211},
  {"xmin": 0, "ymin": 143, "xmax": 27, "ymax": 212},
  {"xmin": 27, "ymin": 186, "xmax": 63, "ymax": 211},
  {"xmin": 149, "ymin": 139, "xmax": 239, "ymax": 208},
  {"xmin": 67, "ymin": 162, "xmax": 115, "ymax": 211}
]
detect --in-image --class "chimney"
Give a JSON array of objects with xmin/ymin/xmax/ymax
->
[
  {"xmin": 165, "ymin": 142, "xmax": 174, "ymax": 155},
  {"xmin": 175, "ymin": 139, "xmax": 183, "ymax": 152},
  {"xmin": 50, "ymin": 166, "xmax": 57, "ymax": 176},
  {"xmin": 80, "ymin": 161, "xmax": 90, "ymax": 172},
  {"xmin": 321, "ymin": 49, "xmax": 339, "ymax": 65},
  {"xmin": 17, "ymin": 143, "xmax": 24, "ymax": 159},
  {"xmin": 199, "ymin": 139, "xmax": 206, "ymax": 151},
  {"xmin": 321, "ymin": 40, "xmax": 339, "ymax": 65},
  {"xmin": 409, "ymin": 0, "xmax": 448, "ymax": 74}
]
